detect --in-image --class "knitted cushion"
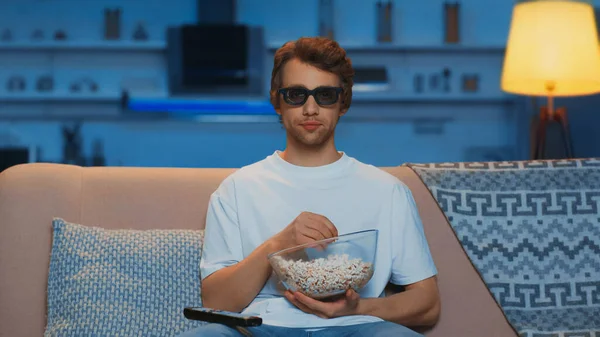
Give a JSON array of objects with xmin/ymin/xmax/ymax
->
[{"xmin": 44, "ymin": 218, "xmax": 205, "ymax": 337}]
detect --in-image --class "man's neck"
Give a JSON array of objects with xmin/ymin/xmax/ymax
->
[{"xmin": 280, "ymin": 140, "xmax": 342, "ymax": 168}]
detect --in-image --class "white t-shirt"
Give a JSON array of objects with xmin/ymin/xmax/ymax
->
[{"xmin": 200, "ymin": 151, "xmax": 437, "ymax": 328}]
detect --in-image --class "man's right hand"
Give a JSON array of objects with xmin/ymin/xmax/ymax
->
[
  {"xmin": 202, "ymin": 211, "xmax": 338, "ymax": 313},
  {"xmin": 270, "ymin": 211, "xmax": 339, "ymax": 251}
]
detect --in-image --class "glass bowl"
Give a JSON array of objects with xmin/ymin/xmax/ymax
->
[{"xmin": 268, "ymin": 229, "xmax": 378, "ymax": 300}]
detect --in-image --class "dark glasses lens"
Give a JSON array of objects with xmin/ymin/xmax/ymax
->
[
  {"xmin": 286, "ymin": 88, "xmax": 308, "ymax": 104},
  {"xmin": 279, "ymin": 87, "xmax": 342, "ymax": 106}
]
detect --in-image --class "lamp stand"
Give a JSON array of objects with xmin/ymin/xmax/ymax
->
[{"xmin": 530, "ymin": 95, "xmax": 574, "ymax": 160}]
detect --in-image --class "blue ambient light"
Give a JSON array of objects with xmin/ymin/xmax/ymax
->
[{"xmin": 127, "ymin": 98, "xmax": 277, "ymax": 115}]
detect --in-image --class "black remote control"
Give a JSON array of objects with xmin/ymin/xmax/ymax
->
[{"xmin": 184, "ymin": 307, "xmax": 263, "ymax": 327}]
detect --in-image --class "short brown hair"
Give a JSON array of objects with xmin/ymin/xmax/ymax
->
[{"xmin": 269, "ymin": 37, "xmax": 355, "ymax": 112}]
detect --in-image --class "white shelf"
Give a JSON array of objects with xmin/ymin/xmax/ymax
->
[
  {"xmin": 351, "ymin": 92, "xmax": 515, "ymax": 104},
  {"xmin": 0, "ymin": 92, "xmax": 515, "ymax": 105},
  {"xmin": 268, "ymin": 43, "xmax": 505, "ymax": 54},
  {"xmin": 0, "ymin": 92, "xmax": 121, "ymax": 103},
  {"xmin": 0, "ymin": 41, "xmax": 166, "ymax": 52}
]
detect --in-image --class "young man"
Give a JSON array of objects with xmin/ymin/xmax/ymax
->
[{"xmin": 179, "ymin": 37, "xmax": 440, "ymax": 337}]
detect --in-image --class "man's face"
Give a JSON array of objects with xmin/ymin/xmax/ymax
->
[{"xmin": 277, "ymin": 58, "xmax": 346, "ymax": 148}]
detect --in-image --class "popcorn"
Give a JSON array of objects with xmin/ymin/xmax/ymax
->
[{"xmin": 271, "ymin": 253, "xmax": 374, "ymax": 299}]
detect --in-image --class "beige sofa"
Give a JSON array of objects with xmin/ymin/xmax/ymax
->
[{"xmin": 0, "ymin": 163, "xmax": 517, "ymax": 337}]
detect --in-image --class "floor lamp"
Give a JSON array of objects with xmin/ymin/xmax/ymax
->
[{"xmin": 501, "ymin": 0, "xmax": 600, "ymax": 160}]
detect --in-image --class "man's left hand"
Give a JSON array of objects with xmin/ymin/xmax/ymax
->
[{"xmin": 284, "ymin": 289, "xmax": 361, "ymax": 319}]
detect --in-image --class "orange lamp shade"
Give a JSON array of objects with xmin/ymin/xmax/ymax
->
[{"xmin": 501, "ymin": 0, "xmax": 600, "ymax": 97}]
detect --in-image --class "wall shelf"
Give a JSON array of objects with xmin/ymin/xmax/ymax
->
[
  {"xmin": 267, "ymin": 44, "xmax": 506, "ymax": 54},
  {"xmin": 123, "ymin": 94, "xmax": 515, "ymax": 115},
  {"xmin": 0, "ymin": 92, "xmax": 515, "ymax": 107},
  {"xmin": 0, "ymin": 41, "xmax": 166, "ymax": 52},
  {"xmin": 351, "ymin": 93, "xmax": 515, "ymax": 104},
  {"xmin": 0, "ymin": 41, "xmax": 504, "ymax": 54},
  {"xmin": 0, "ymin": 113, "xmax": 456, "ymax": 124},
  {"xmin": 0, "ymin": 93, "xmax": 121, "ymax": 103}
]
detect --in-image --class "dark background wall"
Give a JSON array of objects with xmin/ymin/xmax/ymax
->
[{"xmin": 0, "ymin": 0, "xmax": 597, "ymax": 169}]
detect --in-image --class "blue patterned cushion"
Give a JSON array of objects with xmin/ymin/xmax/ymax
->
[
  {"xmin": 45, "ymin": 218, "xmax": 205, "ymax": 337},
  {"xmin": 407, "ymin": 159, "xmax": 600, "ymax": 337}
]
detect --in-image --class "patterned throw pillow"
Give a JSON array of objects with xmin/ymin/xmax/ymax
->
[
  {"xmin": 45, "ymin": 218, "xmax": 205, "ymax": 337},
  {"xmin": 407, "ymin": 159, "xmax": 600, "ymax": 337}
]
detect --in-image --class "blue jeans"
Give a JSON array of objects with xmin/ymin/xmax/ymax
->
[{"xmin": 176, "ymin": 321, "xmax": 423, "ymax": 337}]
